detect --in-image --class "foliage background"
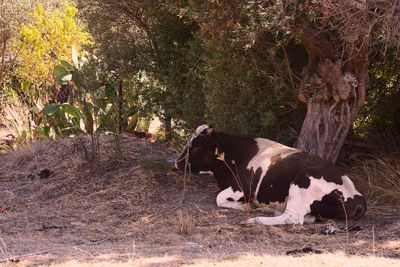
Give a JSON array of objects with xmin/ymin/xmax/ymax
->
[{"xmin": 0, "ymin": 0, "xmax": 399, "ymax": 151}]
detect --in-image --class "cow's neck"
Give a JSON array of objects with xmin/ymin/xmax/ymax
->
[
  {"xmin": 214, "ymin": 132, "xmax": 259, "ymax": 166},
  {"xmin": 211, "ymin": 160, "xmax": 236, "ymax": 190},
  {"xmin": 209, "ymin": 133, "xmax": 257, "ymax": 191}
]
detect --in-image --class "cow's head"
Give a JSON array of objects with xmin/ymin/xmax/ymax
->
[{"xmin": 175, "ymin": 124, "xmax": 217, "ymax": 173}]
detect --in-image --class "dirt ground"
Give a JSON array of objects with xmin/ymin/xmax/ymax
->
[{"xmin": 0, "ymin": 136, "xmax": 399, "ymax": 266}]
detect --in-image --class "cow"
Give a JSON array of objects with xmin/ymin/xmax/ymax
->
[{"xmin": 175, "ymin": 124, "xmax": 367, "ymax": 226}]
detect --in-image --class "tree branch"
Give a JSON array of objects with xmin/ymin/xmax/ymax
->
[{"xmin": 112, "ymin": 2, "xmax": 160, "ymax": 53}]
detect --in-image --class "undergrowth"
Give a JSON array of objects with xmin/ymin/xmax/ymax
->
[{"xmin": 349, "ymin": 153, "xmax": 400, "ymax": 205}]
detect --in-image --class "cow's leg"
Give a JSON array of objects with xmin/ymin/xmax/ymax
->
[
  {"xmin": 216, "ymin": 186, "xmax": 252, "ymax": 212},
  {"xmin": 242, "ymin": 213, "xmax": 316, "ymax": 225},
  {"xmin": 242, "ymin": 176, "xmax": 319, "ymax": 225},
  {"xmin": 253, "ymin": 199, "xmax": 287, "ymax": 216},
  {"xmin": 255, "ymin": 206, "xmax": 283, "ymax": 216}
]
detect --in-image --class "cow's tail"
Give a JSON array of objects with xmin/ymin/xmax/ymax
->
[{"xmin": 346, "ymin": 195, "xmax": 367, "ymax": 220}]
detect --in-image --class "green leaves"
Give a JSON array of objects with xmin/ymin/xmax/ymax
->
[
  {"xmin": 72, "ymin": 71, "xmax": 85, "ymax": 88},
  {"xmin": 41, "ymin": 103, "xmax": 85, "ymax": 138},
  {"xmin": 33, "ymin": 126, "xmax": 51, "ymax": 138},
  {"xmin": 61, "ymin": 104, "xmax": 82, "ymax": 119},
  {"xmin": 54, "ymin": 60, "xmax": 85, "ymax": 88},
  {"xmin": 42, "ymin": 104, "xmax": 62, "ymax": 115},
  {"xmin": 60, "ymin": 60, "xmax": 76, "ymax": 72},
  {"xmin": 54, "ymin": 65, "xmax": 72, "ymax": 85},
  {"xmin": 54, "ymin": 65, "xmax": 69, "ymax": 77}
]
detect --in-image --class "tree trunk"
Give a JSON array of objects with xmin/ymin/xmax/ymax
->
[
  {"xmin": 295, "ymin": 58, "xmax": 368, "ymax": 163},
  {"xmin": 295, "ymin": 98, "xmax": 354, "ymax": 163},
  {"xmin": 290, "ymin": 17, "xmax": 369, "ymax": 162},
  {"xmin": 164, "ymin": 115, "xmax": 172, "ymax": 142}
]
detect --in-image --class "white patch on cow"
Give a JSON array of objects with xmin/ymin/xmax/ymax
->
[
  {"xmin": 216, "ymin": 186, "xmax": 250, "ymax": 212},
  {"xmin": 341, "ymin": 175, "xmax": 362, "ymax": 198},
  {"xmin": 304, "ymin": 215, "xmax": 316, "ymax": 224},
  {"xmin": 187, "ymin": 124, "xmax": 212, "ymax": 144},
  {"xmin": 194, "ymin": 124, "xmax": 211, "ymax": 136},
  {"xmin": 247, "ymin": 138, "xmax": 299, "ymax": 200},
  {"xmin": 242, "ymin": 213, "xmax": 316, "ymax": 225},
  {"xmin": 242, "ymin": 175, "xmax": 361, "ymax": 226},
  {"xmin": 241, "ymin": 214, "xmax": 293, "ymax": 225}
]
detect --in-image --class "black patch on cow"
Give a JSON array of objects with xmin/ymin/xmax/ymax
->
[
  {"xmin": 256, "ymin": 152, "xmax": 345, "ymax": 205},
  {"xmin": 214, "ymin": 133, "xmax": 259, "ymax": 167},
  {"xmin": 343, "ymin": 194, "xmax": 367, "ymax": 220},
  {"xmin": 310, "ymin": 190, "xmax": 366, "ymax": 220},
  {"xmin": 310, "ymin": 190, "xmax": 345, "ymax": 219},
  {"xmin": 213, "ymin": 160, "xmax": 240, "ymax": 190},
  {"xmin": 211, "ymin": 133, "xmax": 260, "ymax": 194},
  {"xmin": 236, "ymin": 167, "xmax": 263, "ymax": 201},
  {"xmin": 238, "ymin": 196, "xmax": 245, "ymax": 202},
  {"xmin": 256, "ymin": 162, "xmax": 292, "ymax": 204},
  {"xmin": 302, "ymin": 164, "xmax": 344, "ymax": 185},
  {"xmin": 227, "ymin": 197, "xmax": 234, "ymax": 202},
  {"xmin": 294, "ymin": 175, "xmax": 311, "ymax": 189},
  {"xmin": 309, "ymin": 190, "xmax": 362, "ymax": 219}
]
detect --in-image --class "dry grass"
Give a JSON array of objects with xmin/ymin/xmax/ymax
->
[
  {"xmin": 0, "ymin": 136, "xmax": 399, "ymax": 266},
  {"xmin": 0, "ymin": 102, "xmax": 31, "ymax": 144},
  {"xmin": 349, "ymin": 154, "xmax": 400, "ymax": 205},
  {"xmin": 10, "ymin": 146, "xmax": 37, "ymax": 165},
  {"xmin": 173, "ymin": 210, "xmax": 195, "ymax": 235}
]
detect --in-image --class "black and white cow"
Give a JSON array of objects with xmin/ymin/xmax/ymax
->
[{"xmin": 175, "ymin": 125, "xmax": 366, "ymax": 225}]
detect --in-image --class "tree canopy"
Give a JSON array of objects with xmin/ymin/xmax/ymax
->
[{"xmin": 0, "ymin": 0, "xmax": 399, "ymax": 160}]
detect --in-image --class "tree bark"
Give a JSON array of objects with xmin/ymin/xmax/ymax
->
[
  {"xmin": 164, "ymin": 115, "xmax": 172, "ymax": 142},
  {"xmin": 295, "ymin": 96, "xmax": 354, "ymax": 162},
  {"xmin": 291, "ymin": 20, "xmax": 369, "ymax": 162}
]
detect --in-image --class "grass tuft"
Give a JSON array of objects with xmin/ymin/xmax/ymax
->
[
  {"xmin": 349, "ymin": 153, "xmax": 400, "ymax": 205},
  {"xmin": 173, "ymin": 210, "xmax": 195, "ymax": 235}
]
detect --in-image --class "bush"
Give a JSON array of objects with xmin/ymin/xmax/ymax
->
[{"xmin": 199, "ymin": 34, "xmax": 305, "ymax": 144}]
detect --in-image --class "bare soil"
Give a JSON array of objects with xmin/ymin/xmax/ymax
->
[{"xmin": 0, "ymin": 136, "xmax": 399, "ymax": 266}]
